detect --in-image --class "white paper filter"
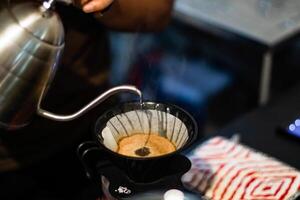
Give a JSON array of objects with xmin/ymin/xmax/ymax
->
[{"xmin": 99, "ymin": 109, "xmax": 189, "ymax": 152}]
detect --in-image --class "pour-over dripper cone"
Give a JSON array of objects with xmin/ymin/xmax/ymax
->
[
  {"xmin": 96, "ymin": 102, "xmax": 197, "ymax": 159},
  {"xmin": 93, "ymin": 102, "xmax": 198, "ymax": 183}
]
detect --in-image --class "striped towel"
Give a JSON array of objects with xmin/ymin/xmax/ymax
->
[{"xmin": 182, "ymin": 137, "xmax": 300, "ymax": 200}]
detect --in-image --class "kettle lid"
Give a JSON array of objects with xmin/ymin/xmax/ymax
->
[{"xmin": 8, "ymin": 0, "xmax": 64, "ymax": 46}]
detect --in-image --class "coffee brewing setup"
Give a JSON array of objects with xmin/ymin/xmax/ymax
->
[
  {"xmin": 0, "ymin": 0, "xmax": 201, "ymax": 199},
  {"xmin": 78, "ymin": 102, "xmax": 200, "ymax": 199}
]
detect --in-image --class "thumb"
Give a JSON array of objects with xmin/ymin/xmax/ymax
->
[{"xmin": 83, "ymin": 0, "xmax": 113, "ymax": 13}]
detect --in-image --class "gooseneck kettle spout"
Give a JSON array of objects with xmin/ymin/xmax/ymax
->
[
  {"xmin": 0, "ymin": 0, "xmax": 141, "ymax": 130},
  {"xmin": 37, "ymin": 85, "xmax": 142, "ymax": 122}
]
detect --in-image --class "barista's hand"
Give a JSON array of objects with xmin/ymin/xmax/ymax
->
[{"xmin": 75, "ymin": 0, "xmax": 114, "ymax": 13}]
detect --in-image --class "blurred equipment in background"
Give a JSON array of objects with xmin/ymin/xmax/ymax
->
[
  {"xmin": 108, "ymin": 0, "xmax": 300, "ymax": 135},
  {"xmin": 174, "ymin": 0, "xmax": 300, "ymax": 105}
]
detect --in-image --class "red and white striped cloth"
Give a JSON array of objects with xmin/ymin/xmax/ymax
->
[{"xmin": 182, "ymin": 137, "xmax": 300, "ymax": 200}]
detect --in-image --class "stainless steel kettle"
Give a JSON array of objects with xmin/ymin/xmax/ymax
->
[{"xmin": 0, "ymin": 0, "xmax": 141, "ymax": 130}]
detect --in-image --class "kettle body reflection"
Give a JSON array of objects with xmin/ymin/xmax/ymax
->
[{"xmin": 0, "ymin": 0, "xmax": 141, "ymax": 130}]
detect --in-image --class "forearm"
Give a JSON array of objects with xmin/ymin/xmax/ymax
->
[{"xmin": 94, "ymin": 0, "xmax": 174, "ymax": 32}]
